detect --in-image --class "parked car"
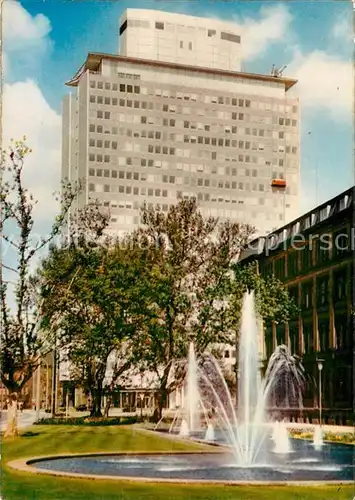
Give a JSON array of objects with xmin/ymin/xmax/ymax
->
[{"xmin": 75, "ymin": 404, "xmax": 88, "ymax": 411}]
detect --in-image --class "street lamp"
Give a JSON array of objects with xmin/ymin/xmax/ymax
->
[{"xmin": 316, "ymin": 359, "xmax": 324, "ymax": 426}]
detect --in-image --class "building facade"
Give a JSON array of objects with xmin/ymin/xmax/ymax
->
[
  {"xmin": 62, "ymin": 10, "xmax": 300, "ymax": 238},
  {"xmin": 119, "ymin": 9, "xmax": 243, "ymax": 71},
  {"xmin": 240, "ymin": 187, "xmax": 354, "ymax": 423}
]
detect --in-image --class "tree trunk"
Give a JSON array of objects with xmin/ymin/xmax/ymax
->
[
  {"xmin": 4, "ymin": 393, "xmax": 19, "ymax": 438},
  {"xmin": 104, "ymin": 395, "xmax": 112, "ymax": 418},
  {"xmin": 90, "ymin": 388, "xmax": 103, "ymax": 417},
  {"xmin": 156, "ymin": 386, "xmax": 168, "ymax": 422}
]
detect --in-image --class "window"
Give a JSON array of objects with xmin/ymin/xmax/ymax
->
[
  {"xmin": 119, "ymin": 84, "xmax": 125, "ymax": 92},
  {"xmin": 89, "ymin": 183, "xmax": 95, "ymax": 192},
  {"xmin": 287, "ymin": 251, "xmax": 298, "ymax": 277},
  {"xmin": 318, "ymin": 317, "xmax": 329, "ymax": 351},
  {"xmin": 276, "ymin": 324, "xmax": 285, "ymax": 346},
  {"xmin": 221, "ymin": 32, "xmax": 240, "ymax": 43},
  {"xmin": 301, "ymin": 244, "xmax": 312, "ymax": 270},
  {"xmin": 155, "ymin": 21, "xmax": 164, "ymax": 30},
  {"xmin": 189, "ymin": 42, "xmax": 192, "ymax": 50},
  {"xmin": 208, "ymin": 29, "xmax": 216, "ymax": 37},
  {"xmin": 303, "ymin": 321, "xmax": 313, "ymax": 353},
  {"xmin": 274, "ymin": 257, "xmax": 286, "ymax": 280},
  {"xmin": 180, "ymin": 41, "xmax": 183, "ymax": 49},
  {"xmin": 333, "ymin": 228, "xmax": 349, "ymax": 258},
  {"xmin": 301, "ymin": 281, "xmax": 313, "ymax": 310},
  {"xmin": 119, "ymin": 20, "xmax": 127, "ymax": 35},
  {"xmin": 316, "ymin": 275, "xmax": 329, "ymax": 307},
  {"xmin": 335, "ymin": 314, "xmax": 348, "ymax": 349},
  {"xmin": 316, "ymin": 234, "xmax": 330, "ymax": 264},
  {"xmin": 333, "ymin": 268, "xmax": 347, "ymax": 302}
]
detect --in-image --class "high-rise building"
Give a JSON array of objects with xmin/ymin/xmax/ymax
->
[{"xmin": 62, "ymin": 9, "xmax": 300, "ymax": 238}]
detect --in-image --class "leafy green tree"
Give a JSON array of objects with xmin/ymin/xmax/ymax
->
[
  {"xmin": 0, "ymin": 140, "xmax": 78, "ymax": 435},
  {"xmin": 131, "ymin": 199, "xmax": 254, "ymax": 419},
  {"xmin": 39, "ymin": 237, "xmax": 153, "ymax": 417},
  {"xmin": 132, "ymin": 201, "xmax": 299, "ymax": 419},
  {"xmin": 233, "ymin": 261, "xmax": 299, "ymax": 324}
]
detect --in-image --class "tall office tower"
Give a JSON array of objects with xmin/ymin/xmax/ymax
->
[{"xmin": 62, "ymin": 9, "xmax": 300, "ymax": 238}]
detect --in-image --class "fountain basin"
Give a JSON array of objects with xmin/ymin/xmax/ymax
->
[{"xmin": 11, "ymin": 440, "xmax": 354, "ymax": 484}]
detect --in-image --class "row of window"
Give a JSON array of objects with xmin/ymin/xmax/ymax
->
[
  {"xmin": 90, "ymin": 96, "xmax": 298, "ymax": 128},
  {"xmin": 90, "ymin": 124, "xmax": 298, "ymax": 156},
  {"xmin": 88, "ymin": 181, "xmax": 272, "ymax": 206},
  {"xmin": 88, "ymin": 81, "xmax": 298, "ymax": 114},
  {"xmin": 87, "ymin": 153, "xmax": 288, "ymax": 179},
  {"xmin": 88, "ymin": 167, "xmax": 266, "ymax": 191},
  {"xmin": 265, "ymin": 232, "xmax": 351, "ymax": 280},
  {"xmin": 90, "ymin": 82, "xmax": 141, "ymax": 93},
  {"xmin": 95, "ymin": 111, "xmax": 297, "ymax": 143},
  {"xmin": 91, "ymin": 113, "xmax": 298, "ymax": 144},
  {"xmin": 267, "ymin": 314, "xmax": 351, "ymax": 356}
]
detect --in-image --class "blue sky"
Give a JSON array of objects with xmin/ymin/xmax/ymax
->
[{"xmin": 3, "ymin": 0, "xmax": 354, "ymax": 219}]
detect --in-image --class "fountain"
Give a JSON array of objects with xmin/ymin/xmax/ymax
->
[
  {"xmin": 179, "ymin": 419, "xmax": 189, "ymax": 437},
  {"xmin": 29, "ymin": 292, "xmax": 353, "ymax": 483},
  {"xmin": 205, "ymin": 423, "xmax": 215, "ymax": 441},
  {"xmin": 273, "ymin": 421, "xmax": 292, "ymax": 454},
  {"xmin": 171, "ymin": 292, "xmax": 304, "ymax": 465},
  {"xmin": 313, "ymin": 426, "xmax": 324, "ymax": 450},
  {"xmin": 183, "ymin": 342, "xmax": 200, "ymax": 434}
]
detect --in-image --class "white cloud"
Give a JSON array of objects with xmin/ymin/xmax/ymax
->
[
  {"xmin": 236, "ymin": 4, "xmax": 293, "ymax": 61},
  {"xmin": 2, "ymin": 2, "xmax": 60, "ymax": 232},
  {"xmin": 202, "ymin": 4, "xmax": 292, "ymax": 62},
  {"xmin": 3, "ymin": 0, "xmax": 52, "ymax": 78},
  {"xmin": 3, "ymin": 0, "xmax": 51, "ymax": 48},
  {"xmin": 331, "ymin": 13, "xmax": 352, "ymax": 41},
  {"xmin": 3, "ymin": 80, "xmax": 61, "ymax": 226},
  {"xmin": 287, "ymin": 48, "xmax": 353, "ymax": 120}
]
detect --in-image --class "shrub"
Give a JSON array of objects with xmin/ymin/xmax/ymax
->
[{"xmin": 34, "ymin": 416, "xmax": 138, "ymax": 426}]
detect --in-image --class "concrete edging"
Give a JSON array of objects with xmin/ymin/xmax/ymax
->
[{"xmin": 7, "ymin": 452, "xmax": 355, "ymax": 487}]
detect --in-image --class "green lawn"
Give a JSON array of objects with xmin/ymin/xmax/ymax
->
[{"xmin": 2, "ymin": 425, "xmax": 354, "ymax": 500}]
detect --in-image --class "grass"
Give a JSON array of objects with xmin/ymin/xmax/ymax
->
[{"xmin": 2, "ymin": 425, "xmax": 354, "ymax": 500}]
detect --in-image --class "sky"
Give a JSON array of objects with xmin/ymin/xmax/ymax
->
[{"xmin": 2, "ymin": 0, "xmax": 354, "ymax": 234}]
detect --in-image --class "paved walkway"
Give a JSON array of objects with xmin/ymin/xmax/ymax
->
[{"xmin": 0, "ymin": 410, "xmax": 47, "ymax": 432}]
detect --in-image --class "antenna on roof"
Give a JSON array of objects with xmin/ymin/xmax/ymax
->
[{"xmin": 271, "ymin": 64, "xmax": 287, "ymax": 78}]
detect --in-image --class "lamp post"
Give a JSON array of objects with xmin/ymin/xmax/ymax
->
[{"xmin": 316, "ymin": 359, "xmax": 324, "ymax": 426}]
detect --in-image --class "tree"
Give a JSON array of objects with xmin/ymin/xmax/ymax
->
[
  {"xmin": 0, "ymin": 140, "xmax": 79, "ymax": 436},
  {"xmin": 132, "ymin": 201, "xmax": 299, "ymax": 420},
  {"xmin": 232, "ymin": 261, "xmax": 299, "ymax": 324},
  {"xmin": 39, "ymin": 236, "xmax": 153, "ymax": 417},
  {"xmin": 132, "ymin": 199, "xmax": 254, "ymax": 419}
]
